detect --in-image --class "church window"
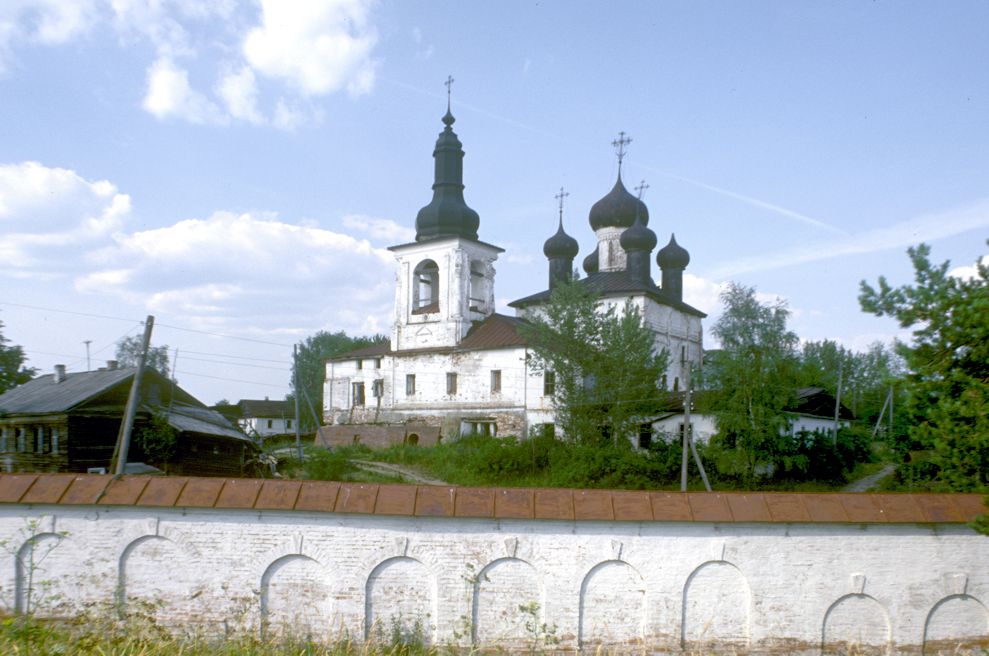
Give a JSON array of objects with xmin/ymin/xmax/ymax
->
[
  {"xmin": 412, "ymin": 259, "xmax": 440, "ymax": 313},
  {"xmin": 661, "ymin": 374, "xmax": 668, "ymax": 389},
  {"xmin": 406, "ymin": 374, "xmax": 416, "ymax": 396},
  {"xmin": 543, "ymin": 371, "xmax": 556, "ymax": 396},
  {"xmin": 638, "ymin": 423, "xmax": 653, "ymax": 449},
  {"xmin": 490, "ymin": 369, "xmax": 501, "ymax": 393},
  {"xmin": 446, "ymin": 372, "xmax": 458, "ymax": 395},
  {"xmin": 352, "ymin": 382, "xmax": 366, "ymax": 406},
  {"xmin": 462, "ymin": 420, "xmax": 496, "ymax": 437},
  {"xmin": 673, "ymin": 377, "xmax": 679, "ymax": 393},
  {"xmin": 372, "ymin": 379, "xmax": 384, "ymax": 398}
]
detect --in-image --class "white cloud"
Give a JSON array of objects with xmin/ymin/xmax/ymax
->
[
  {"xmin": 78, "ymin": 211, "xmax": 395, "ymax": 332},
  {"xmin": 681, "ymin": 273, "xmax": 725, "ymax": 315},
  {"xmin": 949, "ymin": 255, "xmax": 988, "ymax": 281},
  {"xmin": 143, "ymin": 57, "xmax": 225, "ymax": 124},
  {"xmin": 0, "ymin": 161, "xmax": 131, "ymax": 272},
  {"xmin": 217, "ymin": 65, "xmax": 262, "ymax": 123},
  {"xmin": 342, "ymin": 214, "xmax": 415, "ymax": 242},
  {"xmin": 243, "ymin": 0, "xmax": 378, "ymax": 97},
  {"xmin": 710, "ymin": 199, "xmax": 989, "ymax": 279},
  {"xmin": 0, "ymin": 0, "xmax": 99, "ymax": 71},
  {"xmin": 3, "ymin": 1, "xmax": 381, "ymax": 129}
]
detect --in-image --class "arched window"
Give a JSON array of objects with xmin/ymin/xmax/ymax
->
[{"xmin": 412, "ymin": 259, "xmax": 439, "ymax": 313}]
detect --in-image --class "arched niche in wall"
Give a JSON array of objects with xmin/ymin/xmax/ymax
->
[
  {"xmin": 471, "ymin": 557, "xmax": 542, "ymax": 646},
  {"xmin": 365, "ymin": 556, "xmax": 436, "ymax": 645},
  {"xmin": 260, "ymin": 554, "xmax": 333, "ymax": 641},
  {"xmin": 579, "ymin": 559, "xmax": 646, "ymax": 649},
  {"xmin": 821, "ymin": 593, "xmax": 891, "ymax": 655},
  {"xmin": 118, "ymin": 535, "xmax": 203, "ymax": 625},
  {"xmin": 923, "ymin": 594, "xmax": 989, "ymax": 655},
  {"xmin": 16, "ymin": 531, "xmax": 72, "ymax": 615},
  {"xmin": 681, "ymin": 560, "xmax": 751, "ymax": 650}
]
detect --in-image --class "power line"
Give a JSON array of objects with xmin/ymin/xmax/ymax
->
[
  {"xmin": 179, "ymin": 355, "xmax": 290, "ymax": 372},
  {"xmin": 0, "ymin": 301, "xmax": 138, "ymax": 324},
  {"xmin": 174, "ymin": 369, "xmax": 288, "ymax": 389},
  {"xmin": 178, "ymin": 349, "xmax": 288, "ymax": 364}
]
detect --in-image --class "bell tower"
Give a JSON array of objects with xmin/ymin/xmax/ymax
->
[{"xmin": 389, "ymin": 78, "xmax": 503, "ymax": 352}]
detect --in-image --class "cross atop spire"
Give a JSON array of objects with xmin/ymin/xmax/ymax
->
[
  {"xmin": 555, "ymin": 186, "xmax": 570, "ymax": 223},
  {"xmin": 445, "ymin": 75, "xmax": 455, "ymax": 110},
  {"xmin": 634, "ymin": 179, "xmax": 649, "ymax": 200},
  {"xmin": 612, "ymin": 131, "xmax": 632, "ymax": 174}
]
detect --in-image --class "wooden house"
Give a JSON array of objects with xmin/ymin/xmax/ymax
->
[{"xmin": 0, "ymin": 364, "xmax": 258, "ymax": 476}]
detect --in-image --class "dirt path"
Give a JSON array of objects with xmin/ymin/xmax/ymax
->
[
  {"xmin": 842, "ymin": 463, "xmax": 898, "ymax": 492},
  {"xmin": 352, "ymin": 460, "xmax": 448, "ymax": 486}
]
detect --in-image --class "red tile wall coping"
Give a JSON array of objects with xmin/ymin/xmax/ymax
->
[{"xmin": 0, "ymin": 474, "xmax": 984, "ymax": 525}]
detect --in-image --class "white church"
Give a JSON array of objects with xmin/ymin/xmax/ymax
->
[{"xmin": 321, "ymin": 103, "xmax": 705, "ymax": 446}]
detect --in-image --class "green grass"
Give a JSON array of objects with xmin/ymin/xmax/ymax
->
[{"xmin": 0, "ymin": 613, "xmax": 438, "ymax": 656}]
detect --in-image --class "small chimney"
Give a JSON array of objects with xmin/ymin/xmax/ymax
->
[
  {"xmin": 106, "ymin": 360, "xmax": 118, "ymax": 371},
  {"xmin": 53, "ymin": 365, "xmax": 67, "ymax": 383}
]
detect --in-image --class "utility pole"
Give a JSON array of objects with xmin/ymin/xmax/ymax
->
[
  {"xmin": 680, "ymin": 355, "xmax": 711, "ymax": 492},
  {"xmin": 293, "ymin": 344, "xmax": 303, "ymax": 461},
  {"xmin": 112, "ymin": 316, "xmax": 154, "ymax": 476},
  {"xmin": 83, "ymin": 340, "xmax": 92, "ymax": 371},
  {"xmin": 832, "ymin": 359, "xmax": 844, "ymax": 444}
]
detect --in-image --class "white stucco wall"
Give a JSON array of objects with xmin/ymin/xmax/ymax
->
[
  {"xmin": 325, "ymin": 347, "xmax": 554, "ymax": 438},
  {"xmin": 0, "ymin": 504, "xmax": 985, "ymax": 653}
]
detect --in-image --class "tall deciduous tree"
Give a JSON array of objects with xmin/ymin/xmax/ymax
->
[
  {"xmin": 860, "ymin": 242, "xmax": 989, "ymax": 491},
  {"xmin": 115, "ymin": 335, "xmax": 170, "ymax": 377},
  {"xmin": 797, "ymin": 339, "xmax": 906, "ymax": 439},
  {"xmin": 291, "ymin": 330, "xmax": 386, "ymax": 431},
  {"xmin": 702, "ymin": 283, "xmax": 799, "ymax": 481},
  {"xmin": 0, "ymin": 320, "xmax": 36, "ymax": 393},
  {"xmin": 522, "ymin": 279, "xmax": 668, "ymax": 445}
]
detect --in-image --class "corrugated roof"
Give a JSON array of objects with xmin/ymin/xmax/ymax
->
[
  {"xmin": 165, "ymin": 404, "xmax": 253, "ymax": 442},
  {"xmin": 237, "ymin": 398, "xmax": 293, "ymax": 418},
  {"xmin": 458, "ymin": 313, "xmax": 529, "ymax": 351},
  {"xmin": 330, "ymin": 314, "xmax": 530, "ymax": 361},
  {"xmin": 0, "ymin": 368, "xmax": 136, "ymax": 414},
  {"xmin": 509, "ymin": 271, "xmax": 706, "ymax": 317},
  {"xmin": 330, "ymin": 341, "xmax": 392, "ymax": 362},
  {"xmin": 0, "ymin": 474, "xmax": 983, "ymax": 524}
]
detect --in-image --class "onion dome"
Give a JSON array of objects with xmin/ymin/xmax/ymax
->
[
  {"xmin": 589, "ymin": 176, "xmax": 649, "ymax": 231},
  {"xmin": 583, "ymin": 251, "xmax": 599, "ymax": 274},
  {"xmin": 657, "ymin": 233, "xmax": 690, "ymax": 269},
  {"xmin": 543, "ymin": 219, "xmax": 579, "ymax": 259},
  {"xmin": 619, "ymin": 211, "xmax": 657, "ymax": 253},
  {"xmin": 415, "ymin": 109, "xmax": 481, "ymax": 242}
]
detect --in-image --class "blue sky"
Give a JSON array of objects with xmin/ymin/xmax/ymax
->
[{"xmin": 2, "ymin": 0, "xmax": 987, "ymax": 405}]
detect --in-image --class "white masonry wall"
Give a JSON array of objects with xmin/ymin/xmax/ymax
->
[{"xmin": 0, "ymin": 505, "xmax": 986, "ymax": 654}]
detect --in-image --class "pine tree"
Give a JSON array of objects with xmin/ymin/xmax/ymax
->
[{"xmin": 860, "ymin": 241, "xmax": 989, "ymax": 491}]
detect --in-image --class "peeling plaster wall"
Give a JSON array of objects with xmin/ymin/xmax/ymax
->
[{"xmin": 0, "ymin": 506, "xmax": 986, "ymax": 653}]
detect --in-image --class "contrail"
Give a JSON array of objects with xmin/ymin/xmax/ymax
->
[
  {"xmin": 386, "ymin": 75, "xmax": 846, "ymax": 235},
  {"xmin": 638, "ymin": 166, "xmax": 848, "ymax": 235}
]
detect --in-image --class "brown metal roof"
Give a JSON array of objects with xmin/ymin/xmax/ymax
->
[{"xmin": 0, "ymin": 474, "xmax": 984, "ymax": 525}]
